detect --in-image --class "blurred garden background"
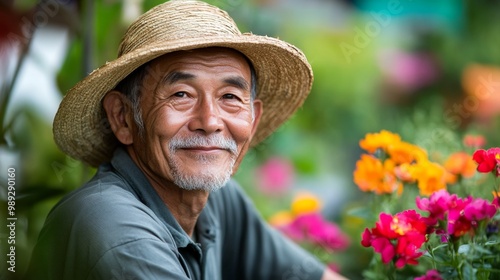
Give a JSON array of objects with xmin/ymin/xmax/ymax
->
[{"xmin": 2, "ymin": 0, "xmax": 500, "ymax": 279}]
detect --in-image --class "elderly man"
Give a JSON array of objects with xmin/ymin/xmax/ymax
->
[{"xmin": 26, "ymin": 0, "xmax": 347, "ymax": 279}]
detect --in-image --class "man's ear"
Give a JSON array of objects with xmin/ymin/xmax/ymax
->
[
  {"xmin": 250, "ymin": 99, "xmax": 263, "ymax": 136},
  {"xmin": 232, "ymin": 99, "xmax": 263, "ymax": 175},
  {"xmin": 102, "ymin": 90, "xmax": 134, "ymax": 145}
]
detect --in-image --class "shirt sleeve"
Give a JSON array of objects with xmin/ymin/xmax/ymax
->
[
  {"xmin": 214, "ymin": 180, "xmax": 326, "ymax": 280},
  {"xmin": 87, "ymin": 239, "xmax": 190, "ymax": 280}
]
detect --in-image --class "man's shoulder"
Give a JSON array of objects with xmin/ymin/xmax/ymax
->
[
  {"xmin": 41, "ymin": 166, "xmax": 170, "ymax": 246},
  {"xmin": 50, "ymin": 166, "xmax": 140, "ymax": 219},
  {"xmin": 27, "ymin": 167, "xmax": 180, "ymax": 280}
]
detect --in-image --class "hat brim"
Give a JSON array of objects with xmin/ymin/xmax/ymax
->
[{"xmin": 53, "ymin": 34, "xmax": 313, "ymax": 167}]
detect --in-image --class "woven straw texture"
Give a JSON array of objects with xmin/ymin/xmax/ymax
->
[{"xmin": 53, "ymin": 0, "xmax": 313, "ymax": 167}]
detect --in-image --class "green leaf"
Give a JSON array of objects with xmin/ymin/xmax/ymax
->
[{"xmin": 346, "ymin": 206, "xmax": 373, "ymax": 220}]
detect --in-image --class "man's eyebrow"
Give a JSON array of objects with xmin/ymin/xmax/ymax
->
[
  {"xmin": 161, "ymin": 71, "xmax": 250, "ymax": 91},
  {"xmin": 161, "ymin": 71, "xmax": 195, "ymax": 85},
  {"xmin": 223, "ymin": 76, "xmax": 250, "ymax": 91}
]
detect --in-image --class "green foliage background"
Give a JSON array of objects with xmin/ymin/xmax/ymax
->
[{"xmin": 2, "ymin": 0, "xmax": 500, "ymax": 279}]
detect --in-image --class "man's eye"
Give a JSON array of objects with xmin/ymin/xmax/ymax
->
[
  {"xmin": 173, "ymin": 92, "xmax": 186, "ymax": 97},
  {"xmin": 222, "ymin": 93, "xmax": 238, "ymax": 100}
]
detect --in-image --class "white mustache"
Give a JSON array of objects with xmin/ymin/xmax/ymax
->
[{"xmin": 169, "ymin": 134, "xmax": 238, "ymax": 155}]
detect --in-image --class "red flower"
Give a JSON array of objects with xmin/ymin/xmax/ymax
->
[
  {"xmin": 472, "ymin": 148, "xmax": 500, "ymax": 174},
  {"xmin": 394, "ymin": 235, "xmax": 425, "ymax": 268},
  {"xmin": 361, "ymin": 211, "xmax": 427, "ymax": 267},
  {"xmin": 371, "ymin": 237, "xmax": 395, "ymax": 263}
]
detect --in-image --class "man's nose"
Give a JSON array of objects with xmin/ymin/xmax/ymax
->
[{"xmin": 187, "ymin": 97, "xmax": 224, "ymax": 134}]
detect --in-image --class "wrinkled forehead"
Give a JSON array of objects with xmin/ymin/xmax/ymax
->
[
  {"xmin": 149, "ymin": 47, "xmax": 251, "ymax": 73},
  {"xmin": 138, "ymin": 47, "xmax": 253, "ymax": 91}
]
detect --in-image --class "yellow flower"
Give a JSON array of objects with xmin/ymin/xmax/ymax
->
[
  {"xmin": 411, "ymin": 160, "xmax": 449, "ymax": 196},
  {"xmin": 359, "ymin": 130, "xmax": 402, "ymax": 154},
  {"xmin": 291, "ymin": 192, "xmax": 322, "ymax": 215}
]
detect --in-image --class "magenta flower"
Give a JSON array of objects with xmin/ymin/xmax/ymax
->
[
  {"xmin": 256, "ymin": 157, "xmax": 294, "ymax": 195},
  {"xmin": 463, "ymin": 198, "xmax": 497, "ymax": 221},
  {"xmin": 280, "ymin": 212, "xmax": 350, "ymax": 251},
  {"xmin": 415, "ymin": 190, "xmax": 497, "ymax": 238},
  {"xmin": 493, "ymin": 196, "xmax": 500, "ymax": 208},
  {"xmin": 414, "ymin": 269, "xmax": 443, "ymax": 280},
  {"xmin": 447, "ymin": 196, "xmax": 473, "ymax": 237},
  {"xmin": 416, "ymin": 190, "xmax": 453, "ymax": 226}
]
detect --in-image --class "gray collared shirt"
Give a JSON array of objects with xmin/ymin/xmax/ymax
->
[{"xmin": 26, "ymin": 148, "xmax": 325, "ymax": 279}]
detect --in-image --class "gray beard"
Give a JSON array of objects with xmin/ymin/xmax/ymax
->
[{"xmin": 168, "ymin": 134, "xmax": 238, "ymax": 192}]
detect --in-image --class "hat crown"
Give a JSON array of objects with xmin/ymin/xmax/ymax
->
[{"xmin": 118, "ymin": 0, "xmax": 241, "ymax": 56}]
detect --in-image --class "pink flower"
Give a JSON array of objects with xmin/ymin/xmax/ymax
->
[
  {"xmin": 463, "ymin": 135, "xmax": 486, "ymax": 148},
  {"xmin": 256, "ymin": 157, "xmax": 295, "ymax": 195},
  {"xmin": 378, "ymin": 50, "xmax": 439, "ymax": 91},
  {"xmin": 414, "ymin": 269, "xmax": 443, "ymax": 280}
]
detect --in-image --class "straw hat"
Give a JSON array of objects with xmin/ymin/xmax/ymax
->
[{"xmin": 53, "ymin": 0, "xmax": 313, "ymax": 167}]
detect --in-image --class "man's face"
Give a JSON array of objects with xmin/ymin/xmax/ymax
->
[{"xmin": 129, "ymin": 48, "xmax": 261, "ymax": 192}]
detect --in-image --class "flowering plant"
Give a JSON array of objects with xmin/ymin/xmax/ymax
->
[
  {"xmin": 268, "ymin": 192, "xmax": 350, "ymax": 271},
  {"xmin": 355, "ymin": 130, "xmax": 500, "ymax": 280}
]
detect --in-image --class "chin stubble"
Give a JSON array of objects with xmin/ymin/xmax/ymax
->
[{"xmin": 168, "ymin": 135, "xmax": 238, "ymax": 192}]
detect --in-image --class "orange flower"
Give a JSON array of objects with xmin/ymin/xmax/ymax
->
[
  {"xmin": 354, "ymin": 155, "xmax": 402, "ymax": 194},
  {"xmin": 359, "ymin": 130, "xmax": 402, "ymax": 154},
  {"xmin": 268, "ymin": 211, "xmax": 294, "ymax": 227},
  {"xmin": 411, "ymin": 160, "xmax": 449, "ymax": 196},
  {"xmin": 461, "ymin": 64, "xmax": 500, "ymax": 123},
  {"xmin": 394, "ymin": 163, "xmax": 415, "ymax": 182},
  {"xmin": 444, "ymin": 152, "xmax": 476, "ymax": 178},
  {"xmin": 387, "ymin": 141, "xmax": 427, "ymax": 164}
]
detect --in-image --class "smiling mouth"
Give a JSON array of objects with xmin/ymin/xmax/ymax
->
[
  {"xmin": 181, "ymin": 146, "xmax": 228, "ymax": 153},
  {"xmin": 169, "ymin": 135, "xmax": 238, "ymax": 155}
]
